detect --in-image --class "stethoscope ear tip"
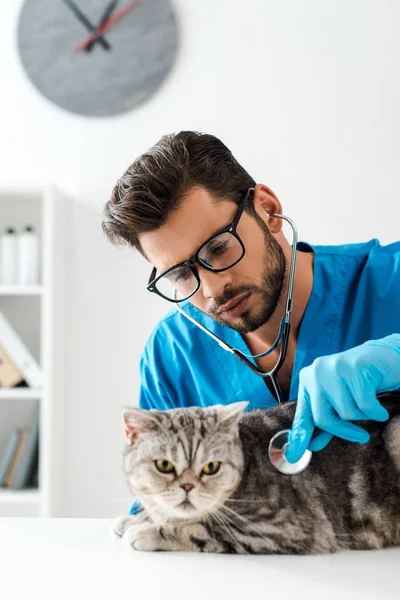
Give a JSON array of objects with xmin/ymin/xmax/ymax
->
[{"xmin": 268, "ymin": 429, "xmax": 312, "ymax": 474}]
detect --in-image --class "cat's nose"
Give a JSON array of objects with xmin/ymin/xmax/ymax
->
[{"xmin": 180, "ymin": 483, "xmax": 194, "ymax": 493}]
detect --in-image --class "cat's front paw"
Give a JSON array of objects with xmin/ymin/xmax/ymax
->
[
  {"xmin": 112, "ymin": 515, "xmax": 140, "ymax": 537},
  {"xmin": 122, "ymin": 523, "xmax": 171, "ymax": 552}
]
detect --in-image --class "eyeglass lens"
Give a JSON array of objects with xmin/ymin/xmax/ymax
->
[{"xmin": 154, "ymin": 231, "xmax": 244, "ymax": 300}]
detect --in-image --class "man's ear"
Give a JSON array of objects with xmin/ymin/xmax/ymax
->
[
  {"xmin": 253, "ymin": 183, "xmax": 283, "ymax": 234},
  {"xmin": 121, "ymin": 407, "xmax": 159, "ymax": 445}
]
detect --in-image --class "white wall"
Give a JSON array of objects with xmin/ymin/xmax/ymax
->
[{"xmin": 1, "ymin": 0, "xmax": 399, "ymax": 516}]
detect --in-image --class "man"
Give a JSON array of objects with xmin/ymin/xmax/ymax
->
[{"xmin": 103, "ymin": 131, "xmax": 400, "ymax": 513}]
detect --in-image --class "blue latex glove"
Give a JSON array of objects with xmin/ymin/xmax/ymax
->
[
  {"xmin": 286, "ymin": 334, "xmax": 400, "ymax": 463},
  {"xmin": 128, "ymin": 499, "xmax": 143, "ymax": 515}
]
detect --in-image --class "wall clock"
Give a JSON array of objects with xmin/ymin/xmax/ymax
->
[{"xmin": 17, "ymin": 0, "xmax": 179, "ymax": 117}]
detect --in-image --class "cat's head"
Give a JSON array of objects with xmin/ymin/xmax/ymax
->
[{"xmin": 121, "ymin": 402, "xmax": 248, "ymax": 523}]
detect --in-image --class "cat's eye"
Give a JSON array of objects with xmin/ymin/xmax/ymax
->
[
  {"xmin": 155, "ymin": 459, "xmax": 175, "ymax": 474},
  {"xmin": 202, "ymin": 461, "xmax": 221, "ymax": 476}
]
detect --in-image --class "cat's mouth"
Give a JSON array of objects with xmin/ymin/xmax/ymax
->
[{"xmin": 179, "ymin": 499, "xmax": 194, "ymax": 509}]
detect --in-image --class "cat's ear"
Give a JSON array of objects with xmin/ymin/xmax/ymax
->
[
  {"xmin": 121, "ymin": 407, "xmax": 159, "ymax": 445},
  {"xmin": 216, "ymin": 401, "xmax": 248, "ymax": 435}
]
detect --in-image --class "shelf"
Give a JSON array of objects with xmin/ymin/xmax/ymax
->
[
  {"xmin": 0, "ymin": 285, "xmax": 43, "ymax": 296},
  {"xmin": 0, "ymin": 186, "xmax": 68, "ymax": 516},
  {"xmin": 0, "ymin": 488, "xmax": 41, "ymax": 504},
  {"xmin": 0, "ymin": 388, "xmax": 42, "ymax": 400}
]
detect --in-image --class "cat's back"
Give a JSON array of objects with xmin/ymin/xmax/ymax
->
[
  {"xmin": 237, "ymin": 393, "xmax": 400, "ymax": 464},
  {"xmin": 234, "ymin": 395, "xmax": 400, "ymax": 551}
]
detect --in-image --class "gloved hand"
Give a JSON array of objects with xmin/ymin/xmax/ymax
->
[{"xmin": 285, "ymin": 333, "xmax": 400, "ymax": 464}]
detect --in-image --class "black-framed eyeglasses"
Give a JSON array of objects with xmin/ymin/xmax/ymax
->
[{"xmin": 147, "ymin": 187, "xmax": 253, "ymax": 302}]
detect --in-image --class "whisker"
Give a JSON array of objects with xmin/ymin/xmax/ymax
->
[
  {"xmin": 221, "ymin": 504, "xmax": 264, "ymax": 536},
  {"xmin": 213, "ymin": 510, "xmax": 243, "ymax": 550},
  {"xmin": 226, "ymin": 498, "xmax": 264, "ymax": 504}
]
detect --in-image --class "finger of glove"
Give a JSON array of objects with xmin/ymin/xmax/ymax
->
[
  {"xmin": 308, "ymin": 431, "xmax": 333, "ymax": 452},
  {"xmin": 363, "ymin": 337, "xmax": 400, "ymax": 392},
  {"xmin": 309, "ymin": 380, "xmax": 370, "ymax": 443},
  {"xmin": 318, "ymin": 406, "xmax": 370, "ymax": 443},
  {"xmin": 324, "ymin": 385, "xmax": 367, "ymax": 421},
  {"xmin": 286, "ymin": 389, "xmax": 314, "ymax": 464},
  {"xmin": 345, "ymin": 370, "xmax": 390, "ymax": 421}
]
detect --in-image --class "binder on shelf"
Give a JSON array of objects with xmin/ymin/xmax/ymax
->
[
  {"xmin": 10, "ymin": 402, "xmax": 40, "ymax": 489},
  {"xmin": 0, "ymin": 310, "xmax": 42, "ymax": 389},
  {"xmin": 0, "ymin": 429, "xmax": 20, "ymax": 486},
  {"xmin": 0, "ymin": 343, "xmax": 26, "ymax": 388},
  {"xmin": 2, "ymin": 428, "xmax": 28, "ymax": 487}
]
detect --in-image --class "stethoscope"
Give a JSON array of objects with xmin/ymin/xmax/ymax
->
[{"xmin": 174, "ymin": 213, "xmax": 309, "ymax": 475}]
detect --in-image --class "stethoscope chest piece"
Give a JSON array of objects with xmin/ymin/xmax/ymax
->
[{"xmin": 268, "ymin": 428, "xmax": 312, "ymax": 474}]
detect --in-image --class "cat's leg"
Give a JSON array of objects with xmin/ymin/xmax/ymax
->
[
  {"xmin": 112, "ymin": 509, "xmax": 150, "ymax": 537},
  {"xmin": 122, "ymin": 521, "xmax": 224, "ymax": 553}
]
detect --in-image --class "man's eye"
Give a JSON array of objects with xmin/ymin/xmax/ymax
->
[
  {"xmin": 166, "ymin": 268, "xmax": 188, "ymax": 283},
  {"xmin": 209, "ymin": 243, "xmax": 228, "ymax": 257},
  {"xmin": 174, "ymin": 269, "xmax": 190, "ymax": 282}
]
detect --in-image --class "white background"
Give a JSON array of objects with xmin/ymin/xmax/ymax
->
[{"xmin": 0, "ymin": 0, "xmax": 399, "ymax": 516}]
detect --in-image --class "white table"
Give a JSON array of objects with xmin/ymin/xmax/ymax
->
[{"xmin": 0, "ymin": 518, "xmax": 398, "ymax": 600}]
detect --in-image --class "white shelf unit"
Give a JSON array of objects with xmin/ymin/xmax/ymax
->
[
  {"xmin": 0, "ymin": 286, "xmax": 43, "ymax": 296},
  {"xmin": 0, "ymin": 187, "xmax": 68, "ymax": 517}
]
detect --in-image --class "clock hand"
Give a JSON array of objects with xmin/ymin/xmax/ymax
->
[
  {"xmin": 62, "ymin": 0, "xmax": 111, "ymax": 51},
  {"xmin": 74, "ymin": 0, "xmax": 143, "ymax": 53},
  {"xmin": 87, "ymin": 0, "xmax": 119, "ymax": 52}
]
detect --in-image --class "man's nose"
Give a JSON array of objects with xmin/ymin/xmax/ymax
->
[
  {"xmin": 197, "ymin": 265, "xmax": 231, "ymax": 299},
  {"xmin": 180, "ymin": 483, "xmax": 194, "ymax": 493}
]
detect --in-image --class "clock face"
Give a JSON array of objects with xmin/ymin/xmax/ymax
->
[{"xmin": 17, "ymin": 0, "xmax": 179, "ymax": 117}]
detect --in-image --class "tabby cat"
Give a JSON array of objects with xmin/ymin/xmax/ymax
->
[{"xmin": 113, "ymin": 393, "xmax": 400, "ymax": 554}]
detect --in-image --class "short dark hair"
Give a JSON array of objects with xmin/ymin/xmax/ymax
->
[{"xmin": 102, "ymin": 131, "xmax": 256, "ymax": 253}]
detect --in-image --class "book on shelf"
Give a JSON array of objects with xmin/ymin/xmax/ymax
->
[
  {"xmin": 0, "ymin": 402, "xmax": 40, "ymax": 489},
  {"xmin": 0, "ymin": 430, "xmax": 20, "ymax": 485},
  {"xmin": 3, "ymin": 428, "xmax": 29, "ymax": 487},
  {"xmin": 0, "ymin": 309, "xmax": 42, "ymax": 389},
  {"xmin": 0, "ymin": 343, "xmax": 26, "ymax": 387}
]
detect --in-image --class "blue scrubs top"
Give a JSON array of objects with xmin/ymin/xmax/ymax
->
[
  {"xmin": 129, "ymin": 239, "xmax": 400, "ymax": 514},
  {"xmin": 138, "ymin": 239, "xmax": 400, "ymax": 411}
]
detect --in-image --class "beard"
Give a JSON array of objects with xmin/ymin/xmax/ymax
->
[{"xmin": 204, "ymin": 225, "xmax": 287, "ymax": 334}]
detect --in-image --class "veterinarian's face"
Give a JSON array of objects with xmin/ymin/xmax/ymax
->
[{"xmin": 140, "ymin": 186, "xmax": 286, "ymax": 334}]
